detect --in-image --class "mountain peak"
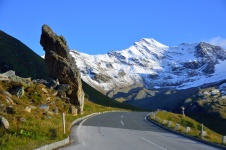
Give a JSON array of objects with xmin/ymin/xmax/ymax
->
[{"xmin": 135, "ymin": 38, "xmax": 168, "ymax": 48}]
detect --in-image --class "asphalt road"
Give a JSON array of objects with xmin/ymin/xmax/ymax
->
[{"xmin": 60, "ymin": 112, "xmax": 220, "ymax": 150}]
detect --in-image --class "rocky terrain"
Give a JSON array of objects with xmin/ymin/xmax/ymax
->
[{"xmin": 0, "ymin": 70, "xmax": 77, "ymax": 148}]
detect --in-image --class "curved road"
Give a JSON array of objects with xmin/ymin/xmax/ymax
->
[{"xmin": 60, "ymin": 112, "xmax": 220, "ymax": 150}]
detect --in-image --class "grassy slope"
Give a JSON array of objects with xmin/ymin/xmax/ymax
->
[
  {"xmin": 150, "ymin": 111, "xmax": 223, "ymax": 145},
  {"xmin": 0, "ymin": 79, "xmax": 142, "ymax": 150},
  {"xmin": 0, "ymin": 30, "xmax": 49, "ymax": 79}
]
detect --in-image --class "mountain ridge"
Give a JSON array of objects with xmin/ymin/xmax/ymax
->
[
  {"xmin": 0, "ymin": 30, "xmax": 49, "ymax": 79},
  {"xmin": 71, "ymin": 38, "xmax": 226, "ymax": 93}
]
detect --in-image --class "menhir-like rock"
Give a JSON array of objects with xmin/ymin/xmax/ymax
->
[{"xmin": 40, "ymin": 25, "xmax": 84, "ymax": 113}]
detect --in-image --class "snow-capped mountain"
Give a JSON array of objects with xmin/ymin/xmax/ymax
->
[{"xmin": 71, "ymin": 38, "xmax": 226, "ymax": 95}]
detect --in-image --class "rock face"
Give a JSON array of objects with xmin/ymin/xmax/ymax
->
[{"xmin": 40, "ymin": 25, "xmax": 84, "ymax": 113}]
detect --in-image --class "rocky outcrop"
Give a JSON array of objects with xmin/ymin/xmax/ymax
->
[
  {"xmin": 92, "ymin": 73, "xmax": 112, "ymax": 83},
  {"xmin": 40, "ymin": 25, "xmax": 84, "ymax": 113},
  {"xmin": 183, "ymin": 61, "xmax": 200, "ymax": 69},
  {"xmin": 1, "ymin": 70, "xmax": 31, "ymax": 87},
  {"xmin": 118, "ymin": 69, "xmax": 126, "ymax": 77},
  {"xmin": 195, "ymin": 42, "xmax": 226, "ymax": 74}
]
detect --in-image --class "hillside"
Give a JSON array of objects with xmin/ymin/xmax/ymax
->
[
  {"xmin": 0, "ymin": 30, "xmax": 49, "ymax": 79},
  {"xmin": 180, "ymin": 84, "xmax": 226, "ymax": 135},
  {"xmin": 149, "ymin": 111, "xmax": 224, "ymax": 146},
  {"xmin": 0, "ymin": 72, "xmax": 73, "ymax": 149},
  {"xmin": 0, "ymin": 29, "xmax": 143, "ymax": 149},
  {"xmin": 0, "ymin": 71, "xmax": 141, "ymax": 149}
]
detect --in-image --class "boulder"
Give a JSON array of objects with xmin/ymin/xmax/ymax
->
[
  {"xmin": 56, "ymin": 84, "xmax": 70, "ymax": 92},
  {"xmin": 24, "ymin": 106, "xmax": 31, "ymax": 113},
  {"xmin": 3, "ymin": 70, "xmax": 31, "ymax": 87},
  {"xmin": 41, "ymin": 88, "xmax": 48, "ymax": 94},
  {"xmin": 0, "ymin": 116, "xmax": 9, "ymax": 129},
  {"xmin": 70, "ymin": 105, "xmax": 78, "ymax": 116},
  {"xmin": 10, "ymin": 86, "xmax": 24, "ymax": 98},
  {"xmin": 39, "ymin": 104, "xmax": 49, "ymax": 112},
  {"xmin": 40, "ymin": 25, "xmax": 84, "ymax": 113}
]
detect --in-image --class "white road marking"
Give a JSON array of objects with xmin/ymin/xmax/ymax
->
[
  {"xmin": 78, "ymin": 118, "xmax": 89, "ymax": 146},
  {"xmin": 140, "ymin": 137, "xmax": 167, "ymax": 150},
  {"xmin": 121, "ymin": 115, "xmax": 124, "ymax": 118},
  {"xmin": 121, "ymin": 121, "xmax": 124, "ymax": 126}
]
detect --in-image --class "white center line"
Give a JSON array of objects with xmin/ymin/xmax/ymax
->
[
  {"xmin": 121, "ymin": 115, "xmax": 124, "ymax": 118},
  {"xmin": 121, "ymin": 120, "xmax": 124, "ymax": 126},
  {"xmin": 140, "ymin": 137, "xmax": 167, "ymax": 150}
]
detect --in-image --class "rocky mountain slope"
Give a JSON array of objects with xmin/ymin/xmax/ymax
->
[
  {"xmin": 71, "ymin": 38, "xmax": 226, "ymax": 110},
  {"xmin": 0, "ymin": 30, "xmax": 49, "ymax": 79}
]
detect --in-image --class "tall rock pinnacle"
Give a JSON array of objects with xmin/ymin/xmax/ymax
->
[{"xmin": 40, "ymin": 25, "xmax": 84, "ymax": 113}]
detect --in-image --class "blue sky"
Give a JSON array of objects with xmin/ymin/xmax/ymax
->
[{"xmin": 0, "ymin": 0, "xmax": 226, "ymax": 56}]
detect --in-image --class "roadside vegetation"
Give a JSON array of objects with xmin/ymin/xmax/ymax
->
[
  {"xmin": 149, "ymin": 111, "xmax": 225, "ymax": 146},
  {"xmin": 0, "ymin": 79, "xmax": 142, "ymax": 150}
]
